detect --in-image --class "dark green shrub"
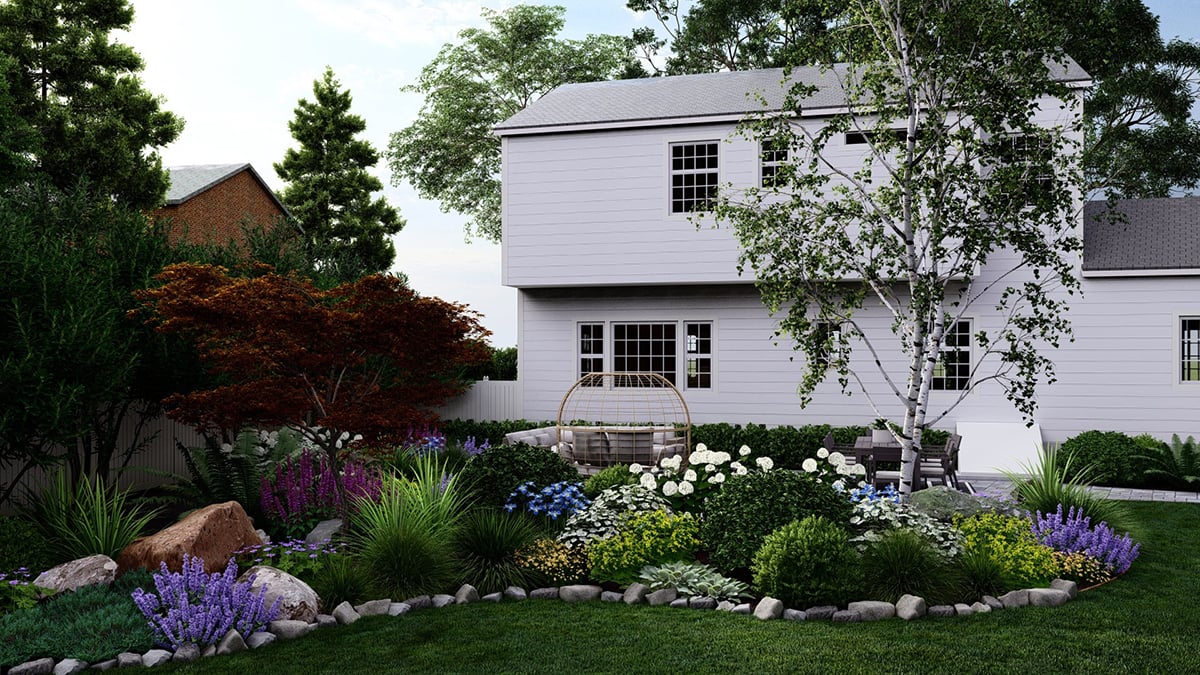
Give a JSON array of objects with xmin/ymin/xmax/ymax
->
[
  {"xmin": 0, "ymin": 515, "xmax": 59, "ymax": 575},
  {"xmin": 457, "ymin": 443, "xmax": 580, "ymax": 509},
  {"xmin": 860, "ymin": 528, "xmax": 955, "ymax": 603},
  {"xmin": 309, "ymin": 554, "xmax": 371, "ymax": 613},
  {"xmin": 0, "ymin": 573, "xmax": 157, "ymax": 666},
  {"xmin": 700, "ymin": 470, "xmax": 853, "ymax": 572},
  {"xmin": 751, "ymin": 516, "xmax": 861, "ymax": 608},
  {"xmin": 454, "ymin": 510, "xmax": 544, "ymax": 594},
  {"xmin": 1133, "ymin": 434, "xmax": 1200, "ymax": 490},
  {"xmin": 587, "ymin": 510, "xmax": 700, "ymax": 587},
  {"xmin": 582, "ymin": 464, "xmax": 638, "ymax": 499},
  {"xmin": 1057, "ymin": 430, "xmax": 1144, "ymax": 487}
]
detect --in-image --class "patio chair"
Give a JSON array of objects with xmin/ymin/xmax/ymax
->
[{"xmin": 919, "ymin": 433, "xmax": 961, "ymax": 489}]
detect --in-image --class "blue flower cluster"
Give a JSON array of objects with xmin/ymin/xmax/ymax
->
[
  {"xmin": 848, "ymin": 483, "xmax": 900, "ymax": 503},
  {"xmin": 504, "ymin": 481, "xmax": 591, "ymax": 520},
  {"xmin": 461, "ymin": 436, "xmax": 490, "ymax": 456},
  {"xmin": 130, "ymin": 554, "xmax": 280, "ymax": 649}
]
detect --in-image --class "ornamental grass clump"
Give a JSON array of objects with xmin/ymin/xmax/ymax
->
[
  {"xmin": 859, "ymin": 528, "xmax": 956, "ymax": 604},
  {"xmin": 454, "ymin": 509, "xmax": 544, "ymax": 594},
  {"xmin": 22, "ymin": 470, "xmax": 159, "ymax": 562},
  {"xmin": 259, "ymin": 451, "xmax": 382, "ymax": 539},
  {"xmin": 130, "ymin": 555, "xmax": 279, "ymax": 649},
  {"xmin": 1030, "ymin": 504, "xmax": 1140, "ymax": 575},
  {"xmin": 1001, "ymin": 445, "xmax": 1133, "ymax": 534}
]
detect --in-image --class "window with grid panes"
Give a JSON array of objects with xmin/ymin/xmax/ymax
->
[
  {"xmin": 670, "ymin": 142, "xmax": 718, "ymax": 213},
  {"xmin": 813, "ymin": 321, "xmax": 842, "ymax": 370},
  {"xmin": 931, "ymin": 320, "xmax": 971, "ymax": 391},
  {"xmin": 613, "ymin": 323, "xmax": 676, "ymax": 386},
  {"xmin": 761, "ymin": 141, "xmax": 787, "ymax": 187},
  {"xmin": 1182, "ymin": 318, "xmax": 1200, "ymax": 382},
  {"xmin": 685, "ymin": 322, "xmax": 712, "ymax": 389},
  {"xmin": 579, "ymin": 323, "xmax": 604, "ymax": 385},
  {"xmin": 998, "ymin": 134, "xmax": 1054, "ymax": 203}
]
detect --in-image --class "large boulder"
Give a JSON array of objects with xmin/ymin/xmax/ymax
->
[
  {"xmin": 118, "ymin": 501, "xmax": 261, "ymax": 575},
  {"xmin": 238, "ymin": 565, "xmax": 320, "ymax": 623},
  {"xmin": 33, "ymin": 554, "xmax": 118, "ymax": 593}
]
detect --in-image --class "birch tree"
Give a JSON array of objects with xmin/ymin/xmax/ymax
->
[{"xmin": 713, "ymin": 0, "xmax": 1083, "ymax": 499}]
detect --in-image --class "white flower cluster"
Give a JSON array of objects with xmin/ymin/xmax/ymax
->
[
  {"xmin": 629, "ymin": 443, "xmax": 779, "ymax": 509},
  {"xmin": 802, "ymin": 446, "xmax": 867, "ymax": 490}
]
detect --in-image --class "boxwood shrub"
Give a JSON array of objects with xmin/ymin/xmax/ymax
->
[
  {"xmin": 1057, "ymin": 430, "xmax": 1148, "ymax": 487},
  {"xmin": 751, "ymin": 515, "xmax": 862, "ymax": 608}
]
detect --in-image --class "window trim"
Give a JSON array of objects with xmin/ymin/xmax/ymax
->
[
  {"xmin": 668, "ymin": 140, "xmax": 720, "ymax": 214},
  {"xmin": 578, "ymin": 322, "xmax": 605, "ymax": 385},
  {"xmin": 575, "ymin": 320, "xmax": 715, "ymax": 391},
  {"xmin": 1180, "ymin": 315, "xmax": 1200, "ymax": 384}
]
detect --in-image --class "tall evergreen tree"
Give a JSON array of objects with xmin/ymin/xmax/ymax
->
[
  {"xmin": 0, "ymin": 0, "xmax": 183, "ymax": 208},
  {"xmin": 275, "ymin": 67, "xmax": 403, "ymax": 279}
]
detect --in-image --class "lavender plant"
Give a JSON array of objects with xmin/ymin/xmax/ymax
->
[
  {"xmin": 1031, "ymin": 505, "xmax": 1141, "ymax": 575},
  {"xmin": 504, "ymin": 481, "xmax": 590, "ymax": 520},
  {"xmin": 259, "ymin": 452, "xmax": 382, "ymax": 539},
  {"xmin": 130, "ymin": 555, "xmax": 280, "ymax": 649}
]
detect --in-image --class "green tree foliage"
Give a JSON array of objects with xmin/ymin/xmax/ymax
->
[
  {"xmin": 388, "ymin": 4, "xmax": 644, "ymax": 242},
  {"xmin": 0, "ymin": 55, "xmax": 36, "ymax": 187},
  {"xmin": 0, "ymin": 0, "xmax": 182, "ymax": 207},
  {"xmin": 713, "ymin": 0, "xmax": 1082, "ymax": 499},
  {"xmin": 275, "ymin": 67, "xmax": 403, "ymax": 280}
]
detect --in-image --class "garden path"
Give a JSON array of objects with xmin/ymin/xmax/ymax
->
[{"xmin": 958, "ymin": 475, "xmax": 1200, "ymax": 503}]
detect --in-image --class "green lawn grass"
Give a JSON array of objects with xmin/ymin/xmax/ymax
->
[{"xmin": 163, "ymin": 501, "xmax": 1198, "ymax": 674}]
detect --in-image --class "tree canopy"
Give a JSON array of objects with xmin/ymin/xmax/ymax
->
[
  {"xmin": 0, "ymin": 0, "xmax": 183, "ymax": 207},
  {"xmin": 275, "ymin": 67, "xmax": 403, "ymax": 280},
  {"xmin": 388, "ymin": 4, "xmax": 644, "ymax": 242},
  {"xmin": 713, "ymin": 0, "xmax": 1083, "ymax": 499}
]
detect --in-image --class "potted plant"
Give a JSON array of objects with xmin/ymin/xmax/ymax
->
[{"xmin": 871, "ymin": 418, "xmax": 892, "ymax": 444}]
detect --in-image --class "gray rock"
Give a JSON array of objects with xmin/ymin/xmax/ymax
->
[
  {"xmin": 530, "ymin": 587, "xmax": 559, "ymax": 600},
  {"xmin": 689, "ymin": 596, "xmax": 717, "ymax": 610},
  {"xmin": 431, "ymin": 594, "xmax": 456, "ymax": 608},
  {"xmin": 753, "ymin": 597, "xmax": 784, "ymax": 620},
  {"xmin": 832, "ymin": 610, "xmax": 861, "ymax": 622},
  {"xmin": 601, "ymin": 591, "xmax": 624, "ymax": 603},
  {"xmin": 482, "ymin": 593, "xmax": 504, "ymax": 603},
  {"xmin": 53, "ymin": 658, "xmax": 88, "ymax": 674},
  {"xmin": 804, "ymin": 605, "xmax": 838, "ymax": 621},
  {"xmin": 332, "ymin": 600, "xmax": 361, "ymax": 625},
  {"xmin": 268, "ymin": 619, "xmax": 314, "ymax": 639},
  {"xmin": 559, "ymin": 585, "xmax": 602, "ymax": 602},
  {"xmin": 89, "ymin": 660, "xmax": 117, "ymax": 671},
  {"xmin": 201, "ymin": 646, "xmax": 216, "ymax": 658},
  {"xmin": 954, "ymin": 603, "xmax": 974, "ymax": 616},
  {"xmin": 623, "ymin": 582, "xmax": 650, "ymax": 605},
  {"xmin": 9, "ymin": 658, "xmax": 54, "ymax": 675},
  {"xmin": 142, "ymin": 649, "xmax": 172, "ymax": 667},
  {"xmin": 848, "ymin": 600, "xmax": 896, "ymax": 621},
  {"xmin": 116, "ymin": 652, "xmax": 142, "ymax": 668},
  {"xmin": 305, "ymin": 518, "xmax": 343, "ymax": 545},
  {"xmin": 782, "ymin": 609, "xmax": 806, "ymax": 621},
  {"xmin": 247, "ymin": 632, "xmax": 276, "ymax": 649},
  {"xmin": 238, "ymin": 566, "xmax": 320, "ymax": 623},
  {"xmin": 645, "ymin": 588, "xmax": 677, "ymax": 606},
  {"xmin": 1028, "ymin": 588, "xmax": 1071, "ymax": 607},
  {"xmin": 455, "ymin": 584, "xmax": 480, "ymax": 604},
  {"xmin": 669, "ymin": 598, "xmax": 688, "ymax": 608},
  {"xmin": 255, "ymin": 529, "xmax": 269, "ymax": 544},
  {"xmin": 388, "ymin": 602, "xmax": 413, "ymax": 615},
  {"xmin": 732, "ymin": 603, "xmax": 752, "ymax": 615},
  {"xmin": 928, "ymin": 605, "xmax": 956, "ymax": 618},
  {"xmin": 971, "ymin": 601, "xmax": 992, "ymax": 614},
  {"xmin": 34, "ymin": 555, "xmax": 117, "ymax": 594},
  {"xmin": 504, "ymin": 586, "xmax": 527, "ymax": 601},
  {"xmin": 216, "ymin": 629, "xmax": 248, "ymax": 655},
  {"xmin": 356, "ymin": 599, "xmax": 391, "ymax": 616},
  {"xmin": 716, "ymin": 600, "xmax": 736, "ymax": 612},
  {"xmin": 404, "ymin": 595, "xmax": 433, "ymax": 609},
  {"xmin": 171, "ymin": 643, "xmax": 201, "ymax": 663},
  {"xmin": 1050, "ymin": 579, "xmax": 1079, "ymax": 600},
  {"xmin": 896, "ymin": 594, "xmax": 927, "ymax": 620},
  {"xmin": 982, "ymin": 595, "xmax": 1004, "ymax": 610},
  {"xmin": 316, "ymin": 613, "xmax": 338, "ymax": 627},
  {"xmin": 999, "ymin": 589, "xmax": 1029, "ymax": 608}
]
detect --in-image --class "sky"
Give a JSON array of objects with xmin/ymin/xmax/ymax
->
[{"xmin": 117, "ymin": 0, "xmax": 1200, "ymax": 350}]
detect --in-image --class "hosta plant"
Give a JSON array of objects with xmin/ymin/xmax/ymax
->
[
  {"xmin": 638, "ymin": 561, "xmax": 750, "ymax": 601},
  {"xmin": 849, "ymin": 497, "xmax": 963, "ymax": 557}
]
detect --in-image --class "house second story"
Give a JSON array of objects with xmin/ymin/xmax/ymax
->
[{"xmin": 495, "ymin": 64, "xmax": 1089, "ymax": 290}]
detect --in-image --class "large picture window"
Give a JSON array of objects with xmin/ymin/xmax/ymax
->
[
  {"xmin": 578, "ymin": 321, "xmax": 714, "ymax": 390},
  {"xmin": 613, "ymin": 323, "xmax": 677, "ymax": 386},
  {"xmin": 1182, "ymin": 317, "xmax": 1200, "ymax": 382},
  {"xmin": 670, "ymin": 142, "xmax": 718, "ymax": 213},
  {"xmin": 931, "ymin": 320, "xmax": 971, "ymax": 391}
]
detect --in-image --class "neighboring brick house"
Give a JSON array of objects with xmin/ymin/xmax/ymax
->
[{"xmin": 153, "ymin": 164, "xmax": 290, "ymax": 248}]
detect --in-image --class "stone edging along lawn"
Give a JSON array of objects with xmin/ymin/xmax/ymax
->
[{"xmin": 3, "ymin": 578, "xmax": 1083, "ymax": 674}]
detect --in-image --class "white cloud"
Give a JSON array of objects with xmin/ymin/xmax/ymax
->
[{"xmin": 294, "ymin": 0, "xmax": 489, "ymax": 47}]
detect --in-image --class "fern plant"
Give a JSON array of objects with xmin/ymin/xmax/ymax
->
[{"xmin": 1132, "ymin": 434, "xmax": 1200, "ymax": 490}]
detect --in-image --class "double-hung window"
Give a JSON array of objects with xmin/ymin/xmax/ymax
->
[
  {"xmin": 931, "ymin": 320, "xmax": 972, "ymax": 391},
  {"xmin": 685, "ymin": 322, "xmax": 712, "ymax": 388},
  {"xmin": 579, "ymin": 323, "xmax": 605, "ymax": 386},
  {"xmin": 670, "ymin": 142, "xmax": 719, "ymax": 213},
  {"xmin": 1182, "ymin": 317, "xmax": 1200, "ymax": 382},
  {"xmin": 760, "ymin": 141, "xmax": 787, "ymax": 187}
]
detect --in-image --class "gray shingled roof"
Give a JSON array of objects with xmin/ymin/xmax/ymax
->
[
  {"xmin": 164, "ymin": 164, "xmax": 250, "ymax": 204},
  {"xmin": 1083, "ymin": 197, "xmax": 1200, "ymax": 272},
  {"xmin": 495, "ymin": 59, "xmax": 1090, "ymax": 133}
]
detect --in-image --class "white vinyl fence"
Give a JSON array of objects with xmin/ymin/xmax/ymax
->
[{"xmin": 436, "ymin": 379, "xmax": 524, "ymax": 422}]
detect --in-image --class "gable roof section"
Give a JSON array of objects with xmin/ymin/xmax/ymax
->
[
  {"xmin": 495, "ymin": 59, "xmax": 1090, "ymax": 135},
  {"xmin": 164, "ymin": 163, "xmax": 288, "ymax": 215},
  {"xmin": 1083, "ymin": 197, "xmax": 1200, "ymax": 275}
]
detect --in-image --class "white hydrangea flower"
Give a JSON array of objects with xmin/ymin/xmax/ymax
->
[
  {"xmin": 739, "ymin": 445, "xmax": 752, "ymax": 457},
  {"xmin": 662, "ymin": 480, "xmax": 679, "ymax": 497},
  {"xmin": 690, "ymin": 450, "xmax": 710, "ymax": 465},
  {"xmin": 756, "ymin": 456, "xmax": 774, "ymax": 471},
  {"xmin": 662, "ymin": 455, "xmax": 683, "ymax": 471},
  {"xmin": 712, "ymin": 451, "xmax": 732, "ymax": 465},
  {"xmin": 640, "ymin": 473, "xmax": 658, "ymax": 491},
  {"xmin": 802, "ymin": 458, "xmax": 818, "ymax": 473},
  {"xmin": 677, "ymin": 480, "xmax": 694, "ymax": 495},
  {"xmin": 704, "ymin": 464, "xmax": 716, "ymax": 473},
  {"xmin": 732, "ymin": 462, "xmax": 748, "ymax": 476},
  {"xmin": 828, "ymin": 451, "xmax": 846, "ymax": 466},
  {"xmin": 854, "ymin": 464, "xmax": 867, "ymax": 476},
  {"xmin": 684, "ymin": 469, "xmax": 697, "ymax": 482},
  {"xmin": 817, "ymin": 448, "xmax": 829, "ymax": 459},
  {"xmin": 629, "ymin": 463, "xmax": 643, "ymax": 474},
  {"xmin": 710, "ymin": 472, "xmax": 725, "ymax": 484},
  {"xmin": 696, "ymin": 443, "xmax": 708, "ymax": 452},
  {"xmin": 836, "ymin": 463, "xmax": 850, "ymax": 475}
]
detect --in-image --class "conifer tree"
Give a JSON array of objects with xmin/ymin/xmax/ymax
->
[{"xmin": 275, "ymin": 67, "xmax": 403, "ymax": 279}]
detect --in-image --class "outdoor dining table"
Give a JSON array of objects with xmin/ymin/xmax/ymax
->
[{"xmin": 852, "ymin": 435, "xmax": 960, "ymax": 489}]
